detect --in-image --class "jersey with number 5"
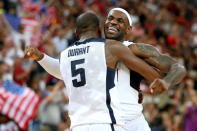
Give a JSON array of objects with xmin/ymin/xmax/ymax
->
[{"xmin": 60, "ymin": 38, "xmax": 123, "ymax": 128}]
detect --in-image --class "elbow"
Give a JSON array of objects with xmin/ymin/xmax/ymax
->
[
  {"xmin": 181, "ymin": 65, "xmax": 187, "ymax": 76},
  {"xmin": 178, "ymin": 64, "xmax": 187, "ymax": 79}
]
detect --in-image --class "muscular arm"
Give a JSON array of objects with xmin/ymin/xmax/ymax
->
[
  {"xmin": 38, "ymin": 54, "xmax": 63, "ymax": 80},
  {"xmin": 106, "ymin": 40, "xmax": 161, "ymax": 82},
  {"xmin": 24, "ymin": 46, "xmax": 63, "ymax": 80},
  {"xmin": 130, "ymin": 43, "xmax": 186, "ymax": 86}
]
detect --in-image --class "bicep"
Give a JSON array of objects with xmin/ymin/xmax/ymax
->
[
  {"xmin": 144, "ymin": 53, "xmax": 177, "ymax": 72},
  {"xmin": 111, "ymin": 43, "xmax": 161, "ymax": 82},
  {"xmin": 130, "ymin": 43, "xmax": 176, "ymax": 72},
  {"xmin": 129, "ymin": 43, "xmax": 158, "ymax": 57}
]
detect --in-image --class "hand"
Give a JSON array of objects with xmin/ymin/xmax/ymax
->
[
  {"xmin": 149, "ymin": 79, "xmax": 170, "ymax": 94},
  {"xmin": 186, "ymin": 79, "xmax": 194, "ymax": 89},
  {"xmin": 24, "ymin": 46, "xmax": 44, "ymax": 61}
]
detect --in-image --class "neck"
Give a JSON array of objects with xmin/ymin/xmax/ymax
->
[{"xmin": 79, "ymin": 31, "xmax": 99, "ymax": 41}]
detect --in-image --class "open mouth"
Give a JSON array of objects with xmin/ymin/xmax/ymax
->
[{"xmin": 107, "ymin": 26, "xmax": 119, "ymax": 33}]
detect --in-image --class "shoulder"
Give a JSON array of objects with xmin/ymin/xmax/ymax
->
[
  {"xmin": 106, "ymin": 40, "xmax": 130, "ymax": 55},
  {"xmin": 105, "ymin": 39, "xmax": 124, "ymax": 48},
  {"xmin": 105, "ymin": 40, "xmax": 133, "ymax": 58},
  {"xmin": 130, "ymin": 43, "xmax": 156, "ymax": 49},
  {"xmin": 123, "ymin": 41, "xmax": 134, "ymax": 46}
]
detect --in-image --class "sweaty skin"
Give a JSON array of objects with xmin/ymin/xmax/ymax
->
[
  {"xmin": 104, "ymin": 10, "xmax": 186, "ymax": 94},
  {"xmin": 105, "ymin": 39, "xmax": 161, "ymax": 82},
  {"xmin": 130, "ymin": 43, "xmax": 186, "ymax": 87}
]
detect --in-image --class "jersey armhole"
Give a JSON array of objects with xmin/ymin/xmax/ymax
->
[{"xmin": 123, "ymin": 41, "xmax": 133, "ymax": 47}]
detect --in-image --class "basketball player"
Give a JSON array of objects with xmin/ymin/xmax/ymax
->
[
  {"xmin": 25, "ymin": 12, "xmax": 163, "ymax": 131},
  {"xmin": 103, "ymin": 8, "xmax": 186, "ymax": 131},
  {"xmin": 25, "ymin": 8, "xmax": 186, "ymax": 131},
  {"xmin": 25, "ymin": 9, "xmax": 186, "ymax": 131}
]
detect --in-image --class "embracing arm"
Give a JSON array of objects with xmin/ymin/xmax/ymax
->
[
  {"xmin": 130, "ymin": 43, "xmax": 186, "ymax": 87},
  {"xmin": 38, "ymin": 54, "xmax": 63, "ymax": 80},
  {"xmin": 107, "ymin": 40, "xmax": 161, "ymax": 82}
]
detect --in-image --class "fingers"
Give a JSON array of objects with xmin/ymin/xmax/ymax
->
[
  {"xmin": 24, "ymin": 46, "xmax": 39, "ymax": 60},
  {"xmin": 150, "ymin": 88, "xmax": 153, "ymax": 94},
  {"xmin": 150, "ymin": 79, "xmax": 159, "ymax": 94},
  {"xmin": 155, "ymin": 82, "xmax": 163, "ymax": 94},
  {"xmin": 149, "ymin": 80, "xmax": 155, "ymax": 94},
  {"xmin": 24, "ymin": 46, "xmax": 33, "ymax": 58},
  {"xmin": 150, "ymin": 79, "xmax": 159, "ymax": 89},
  {"xmin": 24, "ymin": 46, "xmax": 30, "ymax": 58},
  {"xmin": 150, "ymin": 79, "xmax": 168, "ymax": 95}
]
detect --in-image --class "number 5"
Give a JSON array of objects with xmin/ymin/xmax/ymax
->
[{"xmin": 71, "ymin": 59, "xmax": 86, "ymax": 87}]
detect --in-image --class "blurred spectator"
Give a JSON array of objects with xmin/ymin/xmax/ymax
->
[
  {"xmin": 0, "ymin": 0, "xmax": 196, "ymax": 130},
  {"xmin": 0, "ymin": 117, "xmax": 19, "ymax": 131},
  {"xmin": 38, "ymin": 80, "xmax": 69, "ymax": 131},
  {"xmin": 0, "ymin": 1, "xmax": 5, "ymax": 14},
  {"xmin": 0, "ymin": 60, "xmax": 41, "ymax": 131},
  {"xmin": 184, "ymin": 79, "xmax": 197, "ymax": 131},
  {"xmin": 4, "ymin": 2, "xmax": 21, "ymax": 31},
  {"xmin": 13, "ymin": 57, "xmax": 31, "ymax": 86},
  {"xmin": 52, "ymin": 25, "xmax": 69, "ymax": 54},
  {"xmin": 145, "ymin": 103, "xmax": 165, "ymax": 131}
]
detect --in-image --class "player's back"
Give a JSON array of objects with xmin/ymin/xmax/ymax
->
[{"xmin": 60, "ymin": 38, "xmax": 123, "ymax": 128}]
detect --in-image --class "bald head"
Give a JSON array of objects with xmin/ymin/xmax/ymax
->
[{"xmin": 76, "ymin": 12, "xmax": 100, "ymax": 38}]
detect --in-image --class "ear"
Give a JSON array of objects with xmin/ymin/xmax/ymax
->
[
  {"xmin": 126, "ymin": 26, "xmax": 132, "ymax": 34},
  {"xmin": 75, "ymin": 28, "xmax": 79, "ymax": 39},
  {"xmin": 125, "ymin": 27, "xmax": 132, "ymax": 40}
]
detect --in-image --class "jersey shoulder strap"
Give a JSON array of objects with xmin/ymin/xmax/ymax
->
[{"xmin": 123, "ymin": 41, "xmax": 134, "ymax": 47}]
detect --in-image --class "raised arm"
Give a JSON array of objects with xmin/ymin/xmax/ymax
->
[
  {"xmin": 24, "ymin": 46, "xmax": 63, "ymax": 80},
  {"xmin": 129, "ymin": 43, "xmax": 186, "ymax": 87}
]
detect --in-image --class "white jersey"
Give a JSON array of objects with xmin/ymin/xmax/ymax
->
[
  {"xmin": 60, "ymin": 38, "xmax": 123, "ymax": 128},
  {"xmin": 116, "ymin": 41, "xmax": 143, "ymax": 122}
]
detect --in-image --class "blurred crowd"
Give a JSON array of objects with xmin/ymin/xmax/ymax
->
[{"xmin": 0, "ymin": 0, "xmax": 197, "ymax": 131}]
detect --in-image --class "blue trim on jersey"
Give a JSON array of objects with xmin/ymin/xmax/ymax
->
[
  {"xmin": 123, "ymin": 41, "xmax": 143, "ymax": 91},
  {"xmin": 130, "ymin": 70, "xmax": 143, "ymax": 91},
  {"xmin": 110, "ymin": 124, "xmax": 115, "ymax": 131},
  {"xmin": 74, "ymin": 38, "xmax": 105, "ymax": 46},
  {"xmin": 106, "ymin": 67, "xmax": 116, "ymax": 124}
]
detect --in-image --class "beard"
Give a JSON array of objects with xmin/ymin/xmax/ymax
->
[{"xmin": 104, "ymin": 31, "xmax": 124, "ymax": 41}]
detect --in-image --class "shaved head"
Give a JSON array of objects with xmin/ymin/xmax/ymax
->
[{"xmin": 76, "ymin": 12, "xmax": 100, "ymax": 37}]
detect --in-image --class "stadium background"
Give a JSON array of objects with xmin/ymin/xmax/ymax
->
[{"xmin": 0, "ymin": 0, "xmax": 197, "ymax": 131}]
